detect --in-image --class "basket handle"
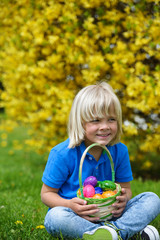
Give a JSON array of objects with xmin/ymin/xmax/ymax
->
[{"xmin": 79, "ymin": 143, "xmax": 115, "ymax": 198}]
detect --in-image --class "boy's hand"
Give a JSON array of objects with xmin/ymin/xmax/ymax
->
[
  {"xmin": 111, "ymin": 188, "xmax": 128, "ymax": 218},
  {"xmin": 69, "ymin": 197, "xmax": 100, "ymax": 222}
]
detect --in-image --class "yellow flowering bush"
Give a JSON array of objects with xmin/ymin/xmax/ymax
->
[{"xmin": 0, "ymin": 0, "xmax": 160, "ymax": 174}]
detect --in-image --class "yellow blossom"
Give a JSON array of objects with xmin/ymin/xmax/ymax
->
[
  {"xmin": 8, "ymin": 150, "xmax": 14, "ymax": 155},
  {"xmin": 1, "ymin": 133, "xmax": 7, "ymax": 139},
  {"xmin": 142, "ymin": 160, "xmax": 152, "ymax": 170},
  {"xmin": 1, "ymin": 141, "xmax": 7, "ymax": 147},
  {"xmin": 36, "ymin": 225, "xmax": 45, "ymax": 229},
  {"xmin": 123, "ymin": 124, "xmax": 138, "ymax": 136},
  {"xmin": 15, "ymin": 221, "xmax": 23, "ymax": 225}
]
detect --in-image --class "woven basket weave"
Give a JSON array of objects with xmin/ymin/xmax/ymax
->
[{"xmin": 77, "ymin": 143, "xmax": 121, "ymax": 221}]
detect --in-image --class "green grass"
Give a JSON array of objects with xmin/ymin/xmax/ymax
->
[
  {"xmin": 0, "ymin": 126, "xmax": 160, "ymax": 239},
  {"xmin": 0, "ymin": 126, "xmax": 53, "ymax": 239}
]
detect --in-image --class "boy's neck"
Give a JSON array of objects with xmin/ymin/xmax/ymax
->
[{"xmin": 88, "ymin": 146, "xmax": 103, "ymax": 162}]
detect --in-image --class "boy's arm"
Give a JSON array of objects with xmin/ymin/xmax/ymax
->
[
  {"xmin": 118, "ymin": 181, "xmax": 132, "ymax": 201},
  {"xmin": 41, "ymin": 183, "xmax": 69, "ymax": 208},
  {"xmin": 41, "ymin": 183, "xmax": 100, "ymax": 222}
]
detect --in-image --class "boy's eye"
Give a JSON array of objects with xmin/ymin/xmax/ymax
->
[
  {"xmin": 90, "ymin": 119, "xmax": 99, "ymax": 122},
  {"xmin": 109, "ymin": 118, "xmax": 116, "ymax": 122}
]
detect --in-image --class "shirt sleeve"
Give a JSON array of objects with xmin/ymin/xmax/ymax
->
[
  {"xmin": 42, "ymin": 149, "xmax": 69, "ymax": 188},
  {"xmin": 114, "ymin": 143, "xmax": 133, "ymax": 182}
]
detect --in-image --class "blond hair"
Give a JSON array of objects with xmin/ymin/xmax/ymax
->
[{"xmin": 68, "ymin": 81, "xmax": 122, "ymax": 148}]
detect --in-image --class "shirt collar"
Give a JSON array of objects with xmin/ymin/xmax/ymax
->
[
  {"xmin": 79, "ymin": 141, "xmax": 95, "ymax": 161},
  {"xmin": 79, "ymin": 141, "xmax": 109, "ymax": 164}
]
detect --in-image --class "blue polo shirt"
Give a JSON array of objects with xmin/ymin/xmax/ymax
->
[{"xmin": 42, "ymin": 139, "xmax": 133, "ymax": 200}]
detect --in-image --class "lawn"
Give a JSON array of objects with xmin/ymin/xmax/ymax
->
[{"xmin": 0, "ymin": 126, "xmax": 160, "ymax": 239}]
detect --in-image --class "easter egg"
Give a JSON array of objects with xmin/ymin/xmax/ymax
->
[
  {"xmin": 78, "ymin": 189, "xmax": 81, "ymax": 196},
  {"xmin": 102, "ymin": 190, "xmax": 116, "ymax": 198},
  {"xmin": 83, "ymin": 185, "xmax": 95, "ymax": 198},
  {"xmin": 84, "ymin": 176, "xmax": 97, "ymax": 187},
  {"xmin": 95, "ymin": 187, "xmax": 103, "ymax": 195},
  {"xmin": 114, "ymin": 190, "xmax": 117, "ymax": 194},
  {"xmin": 92, "ymin": 194, "xmax": 103, "ymax": 199}
]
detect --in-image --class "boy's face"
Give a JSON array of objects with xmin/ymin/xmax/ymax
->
[{"xmin": 84, "ymin": 105, "xmax": 118, "ymax": 147}]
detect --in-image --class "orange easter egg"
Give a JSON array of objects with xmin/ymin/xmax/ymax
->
[
  {"xmin": 78, "ymin": 189, "xmax": 81, "ymax": 196},
  {"xmin": 92, "ymin": 194, "xmax": 103, "ymax": 199},
  {"xmin": 102, "ymin": 190, "xmax": 116, "ymax": 198}
]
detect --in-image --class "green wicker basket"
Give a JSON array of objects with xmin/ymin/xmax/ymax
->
[{"xmin": 77, "ymin": 143, "xmax": 121, "ymax": 221}]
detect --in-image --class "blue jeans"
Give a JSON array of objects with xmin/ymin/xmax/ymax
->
[{"xmin": 44, "ymin": 192, "xmax": 160, "ymax": 240}]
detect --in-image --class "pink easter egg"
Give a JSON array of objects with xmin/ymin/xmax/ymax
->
[{"xmin": 83, "ymin": 185, "xmax": 95, "ymax": 198}]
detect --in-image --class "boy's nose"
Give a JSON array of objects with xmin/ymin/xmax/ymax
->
[{"xmin": 99, "ymin": 121, "xmax": 110, "ymax": 130}]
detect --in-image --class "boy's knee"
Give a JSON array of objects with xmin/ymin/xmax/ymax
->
[
  {"xmin": 44, "ymin": 207, "xmax": 67, "ymax": 235},
  {"xmin": 145, "ymin": 192, "xmax": 160, "ymax": 202},
  {"xmin": 143, "ymin": 192, "xmax": 160, "ymax": 215},
  {"xmin": 45, "ymin": 206, "xmax": 68, "ymax": 223}
]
